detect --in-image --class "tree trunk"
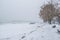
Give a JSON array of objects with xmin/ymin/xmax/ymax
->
[{"xmin": 48, "ymin": 20, "xmax": 51, "ymax": 24}]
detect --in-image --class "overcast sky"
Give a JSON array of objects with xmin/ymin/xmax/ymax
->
[{"xmin": 0, "ymin": 0, "xmax": 51, "ymax": 23}]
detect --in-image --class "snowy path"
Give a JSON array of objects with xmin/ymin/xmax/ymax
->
[{"xmin": 0, "ymin": 23, "xmax": 60, "ymax": 40}]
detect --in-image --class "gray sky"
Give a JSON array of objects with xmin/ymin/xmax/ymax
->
[{"xmin": 0, "ymin": 0, "xmax": 50, "ymax": 23}]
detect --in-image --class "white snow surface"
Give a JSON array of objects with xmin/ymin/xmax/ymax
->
[{"xmin": 0, "ymin": 23, "xmax": 60, "ymax": 40}]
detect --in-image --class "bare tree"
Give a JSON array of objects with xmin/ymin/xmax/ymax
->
[
  {"xmin": 39, "ymin": 0, "xmax": 60, "ymax": 24},
  {"xmin": 39, "ymin": 0, "xmax": 58, "ymax": 24}
]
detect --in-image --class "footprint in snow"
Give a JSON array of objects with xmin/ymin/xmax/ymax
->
[
  {"xmin": 19, "ymin": 33, "xmax": 26, "ymax": 40},
  {"xmin": 57, "ymin": 29, "xmax": 60, "ymax": 34}
]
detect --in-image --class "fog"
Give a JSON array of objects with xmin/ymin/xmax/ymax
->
[{"xmin": 0, "ymin": 0, "xmax": 49, "ymax": 23}]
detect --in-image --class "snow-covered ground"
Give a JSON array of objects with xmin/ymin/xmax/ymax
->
[{"xmin": 0, "ymin": 22, "xmax": 60, "ymax": 40}]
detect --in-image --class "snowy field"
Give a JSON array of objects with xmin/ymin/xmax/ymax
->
[{"xmin": 0, "ymin": 22, "xmax": 60, "ymax": 40}]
